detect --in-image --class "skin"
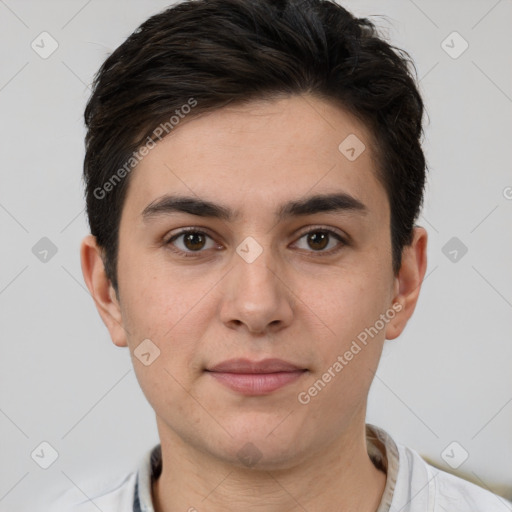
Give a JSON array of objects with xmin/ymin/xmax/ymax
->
[{"xmin": 81, "ymin": 94, "xmax": 427, "ymax": 511}]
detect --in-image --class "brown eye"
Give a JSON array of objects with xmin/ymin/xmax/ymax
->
[
  {"xmin": 183, "ymin": 232, "xmax": 207, "ymax": 251},
  {"xmin": 166, "ymin": 229, "xmax": 217, "ymax": 256},
  {"xmin": 306, "ymin": 231, "xmax": 329, "ymax": 251},
  {"xmin": 294, "ymin": 228, "xmax": 346, "ymax": 256}
]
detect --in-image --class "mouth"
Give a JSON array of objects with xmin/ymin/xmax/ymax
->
[{"xmin": 205, "ymin": 358, "xmax": 308, "ymax": 395}]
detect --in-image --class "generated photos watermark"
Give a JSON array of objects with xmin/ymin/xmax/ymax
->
[
  {"xmin": 297, "ymin": 302, "xmax": 403, "ymax": 405},
  {"xmin": 93, "ymin": 97, "xmax": 198, "ymax": 200}
]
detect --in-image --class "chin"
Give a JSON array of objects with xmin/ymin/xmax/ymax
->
[{"xmin": 210, "ymin": 416, "xmax": 310, "ymax": 470}]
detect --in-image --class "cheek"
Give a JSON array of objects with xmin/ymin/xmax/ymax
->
[
  {"xmin": 121, "ymin": 277, "xmax": 207, "ymax": 416},
  {"xmin": 118, "ymin": 251, "xmax": 209, "ymax": 338},
  {"xmin": 304, "ymin": 260, "xmax": 391, "ymax": 395},
  {"xmin": 298, "ymin": 284, "xmax": 387, "ymax": 424},
  {"xmin": 118, "ymin": 258, "xmax": 222, "ymax": 382},
  {"xmin": 318, "ymin": 269, "xmax": 391, "ymax": 340}
]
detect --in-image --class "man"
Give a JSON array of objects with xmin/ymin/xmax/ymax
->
[{"xmin": 57, "ymin": 0, "xmax": 509, "ymax": 510}]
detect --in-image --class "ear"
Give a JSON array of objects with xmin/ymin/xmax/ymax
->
[
  {"xmin": 385, "ymin": 226, "xmax": 428, "ymax": 340},
  {"xmin": 80, "ymin": 234, "xmax": 128, "ymax": 347}
]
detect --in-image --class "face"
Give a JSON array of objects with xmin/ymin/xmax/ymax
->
[{"xmin": 85, "ymin": 94, "xmax": 417, "ymax": 470}]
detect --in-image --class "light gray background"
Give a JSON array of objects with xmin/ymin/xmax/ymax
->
[{"xmin": 1, "ymin": 0, "xmax": 511, "ymax": 510}]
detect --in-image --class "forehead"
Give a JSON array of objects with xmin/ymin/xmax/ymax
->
[{"xmin": 122, "ymin": 94, "xmax": 387, "ymax": 222}]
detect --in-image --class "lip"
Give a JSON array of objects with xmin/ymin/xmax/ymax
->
[
  {"xmin": 208, "ymin": 358, "xmax": 303, "ymax": 373},
  {"xmin": 206, "ymin": 358, "xmax": 307, "ymax": 395}
]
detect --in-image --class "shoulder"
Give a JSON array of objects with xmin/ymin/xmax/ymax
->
[
  {"xmin": 47, "ymin": 443, "xmax": 160, "ymax": 511},
  {"xmin": 395, "ymin": 442, "xmax": 512, "ymax": 511},
  {"xmin": 49, "ymin": 471, "xmax": 137, "ymax": 512}
]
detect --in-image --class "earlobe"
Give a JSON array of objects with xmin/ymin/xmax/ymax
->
[
  {"xmin": 385, "ymin": 226, "xmax": 428, "ymax": 340},
  {"xmin": 80, "ymin": 234, "xmax": 128, "ymax": 347}
]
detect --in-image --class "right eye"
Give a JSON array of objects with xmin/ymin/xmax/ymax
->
[{"xmin": 165, "ymin": 228, "xmax": 219, "ymax": 257}]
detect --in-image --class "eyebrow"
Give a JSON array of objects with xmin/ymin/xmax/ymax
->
[{"xmin": 141, "ymin": 192, "xmax": 368, "ymax": 223}]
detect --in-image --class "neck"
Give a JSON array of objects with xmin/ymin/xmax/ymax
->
[{"xmin": 152, "ymin": 421, "xmax": 387, "ymax": 512}]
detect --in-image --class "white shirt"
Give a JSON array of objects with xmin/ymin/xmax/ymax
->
[{"xmin": 51, "ymin": 424, "xmax": 511, "ymax": 511}]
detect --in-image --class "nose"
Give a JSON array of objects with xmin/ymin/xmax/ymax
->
[{"xmin": 219, "ymin": 244, "xmax": 294, "ymax": 335}]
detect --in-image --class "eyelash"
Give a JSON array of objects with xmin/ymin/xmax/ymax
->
[{"xmin": 164, "ymin": 226, "xmax": 348, "ymax": 259}]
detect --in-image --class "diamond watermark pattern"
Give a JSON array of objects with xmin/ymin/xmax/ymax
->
[
  {"xmin": 441, "ymin": 31, "xmax": 469, "ymax": 59},
  {"xmin": 32, "ymin": 237, "xmax": 58, "ymax": 263},
  {"xmin": 236, "ymin": 236, "xmax": 263, "ymax": 264},
  {"xmin": 237, "ymin": 442, "xmax": 263, "ymax": 467},
  {"xmin": 338, "ymin": 134, "xmax": 366, "ymax": 161},
  {"xmin": 134, "ymin": 338, "xmax": 161, "ymax": 366},
  {"xmin": 31, "ymin": 441, "xmax": 59, "ymax": 469},
  {"xmin": 31, "ymin": 31, "xmax": 59, "ymax": 59},
  {"xmin": 441, "ymin": 441, "xmax": 469, "ymax": 469},
  {"xmin": 442, "ymin": 237, "xmax": 468, "ymax": 263}
]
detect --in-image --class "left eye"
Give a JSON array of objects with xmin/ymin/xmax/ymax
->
[
  {"xmin": 293, "ymin": 229, "xmax": 345, "ymax": 254},
  {"xmin": 165, "ymin": 228, "xmax": 345, "ymax": 257}
]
